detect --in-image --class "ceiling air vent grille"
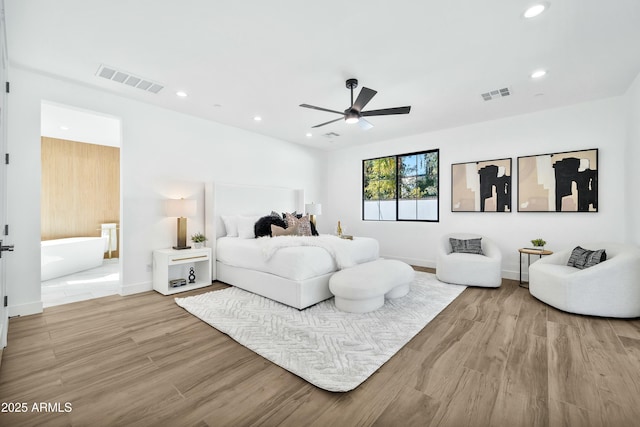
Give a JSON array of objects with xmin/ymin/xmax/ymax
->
[
  {"xmin": 323, "ymin": 132, "xmax": 340, "ymax": 138},
  {"xmin": 96, "ymin": 64, "xmax": 164, "ymax": 94},
  {"xmin": 481, "ymin": 87, "xmax": 511, "ymax": 101}
]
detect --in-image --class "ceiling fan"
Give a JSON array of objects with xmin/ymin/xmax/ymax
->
[{"xmin": 300, "ymin": 78, "xmax": 411, "ymax": 130}]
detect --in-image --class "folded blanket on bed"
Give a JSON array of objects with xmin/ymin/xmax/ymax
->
[{"xmin": 258, "ymin": 235, "xmax": 356, "ymax": 269}]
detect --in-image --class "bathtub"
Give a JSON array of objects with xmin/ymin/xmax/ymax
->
[{"xmin": 41, "ymin": 237, "xmax": 108, "ymax": 281}]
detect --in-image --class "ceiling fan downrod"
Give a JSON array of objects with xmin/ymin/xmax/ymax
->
[{"xmin": 346, "ymin": 78, "xmax": 358, "ymax": 107}]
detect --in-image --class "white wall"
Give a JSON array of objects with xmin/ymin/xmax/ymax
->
[
  {"xmin": 326, "ymin": 96, "xmax": 629, "ymax": 279},
  {"xmin": 7, "ymin": 67, "xmax": 327, "ymax": 315},
  {"xmin": 626, "ymin": 73, "xmax": 640, "ymax": 246}
]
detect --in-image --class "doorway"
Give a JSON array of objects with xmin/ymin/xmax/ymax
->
[
  {"xmin": 40, "ymin": 101, "xmax": 122, "ymax": 307},
  {"xmin": 0, "ymin": 7, "xmax": 8, "ymax": 348}
]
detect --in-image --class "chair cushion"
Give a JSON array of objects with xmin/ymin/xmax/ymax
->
[
  {"xmin": 567, "ymin": 246, "xmax": 607, "ymax": 269},
  {"xmin": 449, "ymin": 237, "xmax": 484, "ymax": 255}
]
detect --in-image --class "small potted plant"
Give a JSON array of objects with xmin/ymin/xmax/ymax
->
[
  {"xmin": 191, "ymin": 232, "xmax": 207, "ymax": 249},
  {"xmin": 531, "ymin": 238, "xmax": 546, "ymax": 251}
]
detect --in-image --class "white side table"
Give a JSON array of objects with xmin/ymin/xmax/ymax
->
[{"xmin": 153, "ymin": 247, "xmax": 212, "ymax": 295}]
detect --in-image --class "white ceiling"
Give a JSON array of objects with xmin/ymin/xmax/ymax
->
[
  {"xmin": 5, "ymin": 0, "xmax": 640, "ymax": 151},
  {"xmin": 41, "ymin": 101, "xmax": 121, "ymax": 147}
]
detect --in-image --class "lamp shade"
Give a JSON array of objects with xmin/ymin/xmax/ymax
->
[
  {"xmin": 166, "ymin": 198, "xmax": 197, "ymax": 217},
  {"xmin": 305, "ymin": 203, "xmax": 322, "ymax": 215}
]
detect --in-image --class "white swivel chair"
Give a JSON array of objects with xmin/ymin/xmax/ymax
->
[
  {"xmin": 529, "ymin": 242, "xmax": 640, "ymax": 318},
  {"xmin": 436, "ymin": 233, "xmax": 502, "ymax": 287}
]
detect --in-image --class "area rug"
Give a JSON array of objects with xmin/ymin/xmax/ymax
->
[{"xmin": 175, "ymin": 272, "xmax": 465, "ymax": 392}]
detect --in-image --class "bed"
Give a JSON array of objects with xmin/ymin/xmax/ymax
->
[{"xmin": 204, "ymin": 182, "xmax": 379, "ymax": 309}]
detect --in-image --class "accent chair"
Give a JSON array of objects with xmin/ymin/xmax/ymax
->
[
  {"xmin": 529, "ymin": 242, "xmax": 640, "ymax": 318},
  {"xmin": 436, "ymin": 233, "xmax": 502, "ymax": 287}
]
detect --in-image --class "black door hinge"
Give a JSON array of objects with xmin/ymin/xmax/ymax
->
[
  {"xmin": 5, "ymin": 153, "xmax": 8, "ymax": 165},
  {"xmin": 3, "ymin": 296, "xmax": 7, "ymax": 307},
  {"xmin": 5, "ymin": 82, "xmax": 9, "ymax": 93},
  {"xmin": 4, "ymin": 224, "xmax": 8, "ymax": 236}
]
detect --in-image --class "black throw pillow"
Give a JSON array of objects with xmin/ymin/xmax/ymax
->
[
  {"xmin": 567, "ymin": 246, "xmax": 607, "ymax": 269},
  {"xmin": 254, "ymin": 215, "xmax": 287, "ymax": 237},
  {"xmin": 449, "ymin": 238, "xmax": 484, "ymax": 255}
]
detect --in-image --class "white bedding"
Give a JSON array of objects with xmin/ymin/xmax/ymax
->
[{"xmin": 216, "ymin": 235, "xmax": 379, "ymax": 281}]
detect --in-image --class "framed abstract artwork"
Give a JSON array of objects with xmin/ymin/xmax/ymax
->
[
  {"xmin": 517, "ymin": 148, "xmax": 598, "ymax": 212},
  {"xmin": 451, "ymin": 158, "xmax": 511, "ymax": 212}
]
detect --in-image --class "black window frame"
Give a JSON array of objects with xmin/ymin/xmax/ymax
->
[{"xmin": 362, "ymin": 149, "xmax": 440, "ymax": 222}]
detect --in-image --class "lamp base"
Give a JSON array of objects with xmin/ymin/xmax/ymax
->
[
  {"xmin": 172, "ymin": 245, "xmax": 192, "ymax": 250},
  {"xmin": 175, "ymin": 217, "xmax": 190, "ymax": 250}
]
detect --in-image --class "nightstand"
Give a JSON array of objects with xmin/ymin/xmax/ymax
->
[{"xmin": 152, "ymin": 247, "xmax": 212, "ymax": 295}]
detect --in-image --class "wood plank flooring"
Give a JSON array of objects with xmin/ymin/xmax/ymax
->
[{"xmin": 1, "ymin": 268, "xmax": 640, "ymax": 426}]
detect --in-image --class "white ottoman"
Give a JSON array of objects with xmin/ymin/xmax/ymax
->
[{"xmin": 329, "ymin": 259, "xmax": 415, "ymax": 313}]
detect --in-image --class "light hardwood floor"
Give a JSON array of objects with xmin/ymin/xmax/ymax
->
[{"xmin": 1, "ymin": 268, "xmax": 640, "ymax": 427}]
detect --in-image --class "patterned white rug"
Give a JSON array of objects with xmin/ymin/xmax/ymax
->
[{"xmin": 175, "ymin": 272, "xmax": 466, "ymax": 392}]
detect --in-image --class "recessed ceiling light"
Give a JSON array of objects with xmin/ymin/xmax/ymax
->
[
  {"xmin": 306, "ymin": 133, "xmax": 312, "ymax": 137},
  {"xmin": 176, "ymin": 91, "xmax": 188, "ymax": 97},
  {"xmin": 531, "ymin": 69, "xmax": 547, "ymax": 79},
  {"xmin": 253, "ymin": 116, "xmax": 262, "ymax": 121},
  {"xmin": 60, "ymin": 125, "xmax": 69, "ymax": 130},
  {"xmin": 524, "ymin": 3, "xmax": 548, "ymax": 19}
]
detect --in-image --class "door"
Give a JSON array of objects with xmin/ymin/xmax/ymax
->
[{"xmin": 0, "ymin": 5, "xmax": 9, "ymax": 348}]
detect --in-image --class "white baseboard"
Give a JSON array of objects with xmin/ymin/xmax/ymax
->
[
  {"xmin": 502, "ymin": 269, "xmax": 524, "ymax": 281},
  {"xmin": 381, "ymin": 254, "xmax": 436, "ymax": 269},
  {"xmin": 8, "ymin": 300, "xmax": 44, "ymax": 317},
  {"xmin": 120, "ymin": 281, "xmax": 153, "ymax": 296}
]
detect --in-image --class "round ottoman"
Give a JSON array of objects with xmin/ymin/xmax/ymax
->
[{"xmin": 329, "ymin": 259, "xmax": 415, "ymax": 313}]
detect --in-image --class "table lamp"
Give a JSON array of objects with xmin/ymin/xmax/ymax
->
[
  {"xmin": 305, "ymin": 202, "xmax": 322, "ymax": 226},
  {"xmin": 166, "ymin": 198, "xmax": 197, "ymax": 249}
]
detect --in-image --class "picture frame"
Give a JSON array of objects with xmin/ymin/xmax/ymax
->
[
  {"xmin": 451, "ymin": 158, "xmax": 512, "ymax": 212},
  {"xmin": 517, "ymin": 148, "xmax": 598, "ymax": 212}
]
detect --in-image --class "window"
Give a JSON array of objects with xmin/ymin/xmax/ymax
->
[{"xmin": 362, "ymin": 149, "xmax": 439, "ymax": 221}]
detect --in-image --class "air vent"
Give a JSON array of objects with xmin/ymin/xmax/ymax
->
[
  {"xmin": 96, "ymin": 64, "xmax": 164, "ymax": 94},
  {"xmin": 481, "ymin": 87, "xmax": 511, "ymax": 101},
  {"xmin": 323, "ymin": 132, "xmax": 340, "ymax": 138}
]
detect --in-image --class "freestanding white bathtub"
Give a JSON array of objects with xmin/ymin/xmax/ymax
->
[{"xmin": 41, "ymin": 237, "xmax": 108, "ymax": 281}]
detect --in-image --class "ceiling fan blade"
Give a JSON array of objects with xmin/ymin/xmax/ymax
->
[
  {"xmin": 299, "ymin": 104, "xmax": 344, "ymax": 115},
  {"xmin": 358, "ymin": 118, "xmax": 374, "ymax": 130},
  {"xmin": 311, "ymin": 117, "xmax": 344, "ymax": 128},
  {"xmin": 361, "ymin": 106, "xmax": 411, "ymax": 116},
  {"xmin": 352, "ymin": 87, "xmax": 377, "ymax": 112}
]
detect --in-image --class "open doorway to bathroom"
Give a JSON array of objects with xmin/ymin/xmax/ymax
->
[{"xmin": 40, "ymin": 101, "xmax": 122, "ymax": 308}]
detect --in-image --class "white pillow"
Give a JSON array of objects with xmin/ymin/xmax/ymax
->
[
  {"xmin": 221, "ymin": 216, "xmax": 238, "ymax": 237},
  {"xmin": 237, "ymin": 216, "xmax": 259, "ymax": 239}
]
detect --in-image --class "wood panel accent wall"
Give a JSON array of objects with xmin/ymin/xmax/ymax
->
[{"xmin": 41, "ymin": 137, "xmax": 120, "ymax": 258}]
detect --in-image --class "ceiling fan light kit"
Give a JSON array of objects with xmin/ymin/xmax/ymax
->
[
  {"xmin": 300, "ymin": 78, "xmax": 411, "ymax": 130},
  {"xmin": 345, "ymin": 111, "xmax": 359, "ymax": 124}
]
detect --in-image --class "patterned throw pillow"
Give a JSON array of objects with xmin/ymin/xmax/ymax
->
[
  {"xmin": 567, "ymin": 246, "xmax": 607, "ymax": 269},
  {"xmin": 284, "ymin": 212, "xmax": 313, "ymax": 236},
  {"xmin": 282, "ymin": 211, "xmax": 299, "ymax": 227},
  {"xmin": 449, "ymin": 238, "xmax": 484, "ymax": 255}
]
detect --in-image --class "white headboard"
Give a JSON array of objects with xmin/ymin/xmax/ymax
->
[{"xmin": 204, "ymin": 182, "xmax": 304, "ymax": 278}]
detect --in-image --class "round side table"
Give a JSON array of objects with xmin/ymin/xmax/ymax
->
[{"xmin": 518, "ymin": 248, "xmax": 553, "ymax": 288}]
